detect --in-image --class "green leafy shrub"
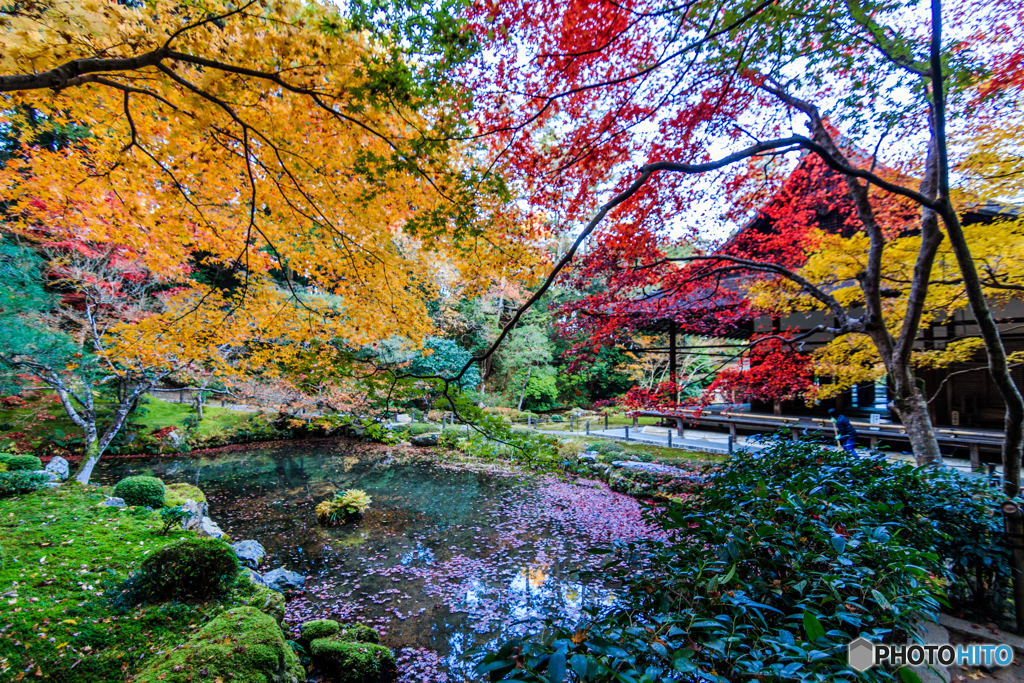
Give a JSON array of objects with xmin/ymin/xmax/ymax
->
[
  {"xmin": 159, "ymin": 506, "xmax": 189, "ymax": 535},
  {"xmin": 134, "ymin": 606, "xmax": 302, "ymax": 683},
  {"xmin": 407, "ymin": 422, "xmax": 434, "ymax": 436},
  {"xmin": 163, "ymin": 482, "xmax": 206, "ymax": 507},
  {"xmin": 587, "ymin": 441, "xmax": 624, "ymax": 456},
  {"xmin": 113, "ymin": 475, "xmax": 166, "ymax": 508},
  {"xmin": 0, "ymin": 470, "xmax": 49, "ymax": 497},
  {"xmin": 0, "ymin": 462, "xmax": 7, "ymax": 473},
  {"xmin": 0, "ymin": 453, "xmax": 43, "ymax": 471},
  {"xmin": 482, "ymin": 437, "xmax": 996, "ymax": 683},
  {"xmin": 138, "ymin": 536, "xmax": 239, "ymax": 602}
]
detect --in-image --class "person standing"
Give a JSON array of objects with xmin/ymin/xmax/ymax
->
[{"xmin": 828, "ymin": 408, "xmax": 859, "ymax": 455}]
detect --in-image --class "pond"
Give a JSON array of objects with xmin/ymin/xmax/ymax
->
[{"xmin": 94, "ymin": 440, "xmax": 674, "ymax": 682}]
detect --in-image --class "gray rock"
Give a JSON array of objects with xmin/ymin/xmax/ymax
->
[
  {"xmin": 263, "ymin": 566, "xmax": 306, "ymax": 593},
  {"xmin": 101, "ymin": 497, "xmax": 127, "ymax": 507},
  {"xmin": 44, "ymin": 456, "xmax": 69, "ymax": 480},
  {"xmin": 161, "ymin": 428, "xmax": 186, "ymax": 450},
  {"xmin": 579, "ymin": 454, "xmax": 597, "ymax": 463},
  {"xmin": 232, "ymin": 540, "xmax": 266, "ymax": 569},
  {"xmin": 409, "ymin": 433, "xmax": 439, "ymax": 447},
  {"xmin": 243, "ymin": 567, "xmax": 269, "ymax": 588},
  {"xmin": 179, "ymin": 499, "xmax": 209, "ymax": 531},
  {"xmin": 199, "ymin": 516, "xmax": 225, "ymax": 540}
]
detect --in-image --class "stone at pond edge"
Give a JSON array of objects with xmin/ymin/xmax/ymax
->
[
  {"xmin": 244, "ymin": 567, "xmax": 269, "ymax": 588},
  {"xmin": 44, "ymin": 456, "xmax": 69, "ymax": 480},
  {"xmin": 299, "ymin": 619, "xmax": 340, "ymax": 646},
  {"xmin": 241, "ymin": 585, "xmax": 286, "ymax": 625},
  {"xmin": 100, "ymin": 497, "xmax": 127, "ymax": 507},
  {"xmin": 199, "ymin": 515, "xmax": 225, "ymax": 540},
  {"xmin": 134, "ymin": 606, "xmax": 303, "ymax": 683},
  {"xmin": 409, "ymin": 433, "xmax": 439, "ymax": 447},
  {"xmin": 233, "ymin": 539, "xmax": 267, "ymax": 569},
  {"xmin": 309, "ymin": 638, "xmax": 396, "ymax": 683},
  {"xmin": 180, "ymin": 499, "xmax": 208, "ymax": 531},
  {"xmin": 264, "ymin": 566, "xmax": 306, "ymax": 593}
]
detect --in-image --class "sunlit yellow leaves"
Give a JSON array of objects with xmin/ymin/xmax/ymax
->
[{"xmin": 0, "ymin": 0, "xmax": 548, "ymax": 380}]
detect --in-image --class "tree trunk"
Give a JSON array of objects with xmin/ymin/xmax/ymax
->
[
  {"xmin": 74, "ymin": 434, "xmax": 101, "ymax": 485},
  {"xmin": 195, "ymin": 392, "xmax": 204, "ymax": 421},
  {"xmin": 518, "ymin": 366, "xmax": 532, "ymax": 411},
  {"xmin": 890, "ymin": 372, "xmax": 943, "ymax": 465}
]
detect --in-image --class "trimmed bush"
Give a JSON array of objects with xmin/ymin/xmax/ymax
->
[
  {"xmin": 407, "ymin": 423, "xmax": 434, "ymax": 436},
  {"xmin": 0, "ymin": 453, "xmax": 43, "ymax": 471},
  {"xmin": 139, "ymin": 536, "xmax": 239, "ymax": 602},
  {"xmin": 309, "ymin": 638, "xmax": 395, "ymax": 683},
  {"xmin": 163, "ymin": 482, "xmax": 206, "ymax": 507},
  {"xmin": 0, "ymin": 470, "xmax": 49, "ymax": 497},
  {"xmin": 587, "ymin": 441, "xmax": 624, "ymax": 456},
  {"xmin": 134, "ymin": 606, "xmax": 303, "ymax": 683},
  {"xmin": 113, "ymin": 475, "xmax": 165, "ymax": 508}
]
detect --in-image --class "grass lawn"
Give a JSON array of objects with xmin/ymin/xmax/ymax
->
[
  {"xmin": 0, "ymin": 484, "xmax": 266, "ymax": 682},
  {"xmin": 0, "ymin": 393, "xmax": 262, "ymax": 453}
]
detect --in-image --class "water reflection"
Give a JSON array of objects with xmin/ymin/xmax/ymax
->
[{"xmin": 94, "ymin": 442, "xmax": 666, "ymax": 681}]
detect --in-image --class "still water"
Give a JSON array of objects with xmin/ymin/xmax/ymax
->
[{"xmin": 94, "ymin": 440, "xmax": 672, "ymax": 681}]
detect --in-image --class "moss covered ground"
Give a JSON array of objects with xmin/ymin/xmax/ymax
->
[{"xmin": 0, "ymin": 484, "xmax": 259, "ymax": 682}]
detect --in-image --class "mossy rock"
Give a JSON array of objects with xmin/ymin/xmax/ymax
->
[
  {"xmin": 588, "ymin": 441, "xmax": 624, "ymax": 456},
  {"xmin": 114, "ymin": 475, "xmax": 166, "ymax": 508},
  {"xmin": 239, "ymin": 585, "xmax": 286, "ymax": 625},
  {"xmin": 134, "ymin": 606, "xmax": 303, "ymax": 683},
  {"xmin": 139, "ymin": 536, "xmax": 239, "ymax": 603},
  {"xmin": 309, "ymin": 637, "xmax": 396, "ymax": 683},
  {"xmin": 300, "ymin": 618, "xmax": 340, "ymax": 645},
  {"xmin": 164, "ymin": 482, "xmax": 207, "ymax": 507},
  {"xmin": 0, "ymin": 453, "xmax": 43, "ymax": 471},
  {"xmin": 337, "ymin": 623, "xmax": 379, "ymax": 644}
]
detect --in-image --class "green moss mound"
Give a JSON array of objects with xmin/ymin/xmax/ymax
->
[
  {"xmin": 309, "ymin": 638, "xmax": 396, "ymax": 683},
  {"xmin": 407, "ymin": 423, "xmax": 434, "ymax": 436},
  {"xmin": 164, "ymin": 482, "xmax": 207, "ymax": 507},
  {"xmin": 135, "ymin": 606, "xmax": 303, "ymax": 683},
  {"xmin": 300, "ymin": 618, "xmax": 340, "ymax": 644},
  {"xmin": 338, "ymin": 623, "xmax": 380, "ymax": 644},
  {"xmin": 243, "ymin": 585, "xmax": 285, "ymax": 624},
  {"xmin": 114, "ymin": 475, "xmax": 166, "ymax": 508},
  {"xmin": 139, "ymin": 536, "xmax": 239, "ymax": 602},
  {"xmin": 0, "ymin": 453, "xmax": 43, "ymax": 471},
  {"xmin": 0, "ymin": 470, "xmax": 50, "ymax": 497}
]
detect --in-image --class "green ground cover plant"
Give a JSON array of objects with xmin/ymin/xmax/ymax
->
[
  {"xmin": 478, "ymin": 437, "xmax": 1009, "ymax": 683},
  {"xmin": 0, "ymin": 486, "xmax": 291, "ymax": 682}
]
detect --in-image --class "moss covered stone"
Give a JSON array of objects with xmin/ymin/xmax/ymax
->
[
  {"xmin": 309, "ymin": 637, "xmax": 396, "ymax": 683},
  {"xmin": 239, "ymin": 584, "xmax": 286, "ymax": 625},
  {"xmin": 338, "ymin": 623, "xmax": 380, "ymax": 644},
  {"xmin": 135, "ymin": 606, "xmax": 303, "ymax": 683},
  {"xmin": 114, "ymin": 475, "xmax": 166, "ymax": 508},
  {"xmin": 164, "ymin": 482, "xmax": 207, "ymax": 507},
  {"xmin": 300, "ymin": 618, "xmax": 340, "ymax": 645}
]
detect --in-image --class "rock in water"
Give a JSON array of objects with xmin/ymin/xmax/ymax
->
[
  {"xmin": 44, "ymin": 456, "xmax": 69, "ymax": 480},
  {"xmin": 100, "ymin": 497, "xmax": 127, "ymax": 507},
  {"xmin": 263, "ymin": 566, "xmax": 306, "ymax": 593},
  {"xmin": 409, "ymin": 433, "xmax": 439, "ymax": 447},
  {"xmin": 232, "ymin": 539, "xmax": 266, "ymax": 569},
  {"xmin": 180, "ymin": 499, "xmax": 209, "ymax": 531},
  {"xmin": 199, "ymin": 516, "xmax": 225, "ymax": 540}
]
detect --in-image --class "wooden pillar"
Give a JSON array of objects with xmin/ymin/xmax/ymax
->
[
  {"xmin": 970, "ymin": 443, "xmax": 981, "ymax": 471},
  {"xmin": 675, "ymin": 417, "xmax": 684, "ymax": 438},
  {"xmin": 669, "ymin": 320, "xmax": 677, "ymax": 384}
]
